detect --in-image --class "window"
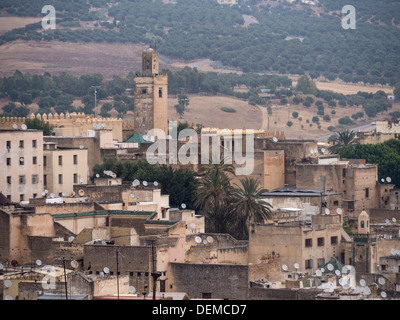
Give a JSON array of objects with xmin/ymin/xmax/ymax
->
[
  {"xmin": 73, "ymin": 154, "xmax": 78, "ymax": 165},
  {"xmin": 19, "ymin": 157, "xmax": 24, "ymax": 165},
  {"xmin": 58, "ymin": 156, "xmax": 62, "ymax": 165},
  {"xmin": 6, "ymin": 141, "xmax": 11, "ymax": 150},
  {"xmin": 202, "ymin": 293, "xmax": 212, "ymax": 299},
  {"xmin": 73, "ymin": 173, "xmax": 78, "ymax": 184},
  {"xmin": 305, "ymin": 238, "xmax": 312, "ymax": 248},
  {"xmin": 6, "ymin": 195, "xmax": 11, "ymax": 201},
  {"xmin": 58, "ymin": 174, "xmax": 63, "ymax": 184},
  {"xmin": 6, "ymin": 158, "xmax": 11, "ymax": 166},
  {"xmin": 159, "ymin": 88, "xmax": 163, "ymax": 98},
  {"xmin": 19, "ymin": 140, "xmax": 24, "ymax": 148},
  {"xmin": 305, "ymin": 259, "xmax": 313, "ymax": 269},
  {"xmin": 19, "ymin": 175, "xmax": 26, "ymax": 184},
  {"xmin": 342, "ymin": 168, "xmax": 346, "ymax": 178},
  {"xmin": 333, "ymin": 200, "xmax": 339, "ymax": 206},
  {"xmin": 142, "ymin": 88, "xmax": 147, "ymax": 94},
  {"xmin": 331, "ymin": 236, "xmax": 338, "ymax": 245},
  {"xmin": 381, "ymin": 265, "xmax": 386, "ymax": 271},
  {"xmin": 32, "ymin": 175, "xmax": 39, "ymax": 184},
  {"xmin": 317, "ymin": 237, "xmax": 325, "ymax": 247},
  {"xmin": 20, "ymin": 194, "xmax": 24, "ymax": 202},
  {"xmin": 365, "ymin": 188, "xmax": 369, "ymax": 198},
  {"xmin": 43, "ymin": 156, "xmax": 47, "ymax": 167},
  {"xmin": 43, "ymin": 174, "xmax": 47, "ymax": 186},
  {"xmin": 32, "ymin": 140, "xmax": 37, "ymax": 148},
  {"xmin": 33, "ymin": 193, "xmax": 37, "ymax": 199},
  {"xmin": 33, "ymin": 156, "xmax": 37, "ymax": 165},
  {"xmin": 7, "ymin": 176, "xmax": 11, "ymax": 185}
]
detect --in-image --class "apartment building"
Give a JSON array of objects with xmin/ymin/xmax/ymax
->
[
  {"xmin": 43, "ymin": 142, "xmax": 89, "ymax": 197},
  {"xmin": 0, "ymin": 129, "xmax": 44, "ymax": 203}
]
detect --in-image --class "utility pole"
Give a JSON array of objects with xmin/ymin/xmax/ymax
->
[
  {"xmin": 63, "ymin": 258, "xmax": 68, "ymax": 301},
  {"xmin": 116, "ymin": 250, "xmax": 120, "ymax": 300},
  {"xmin": 320, "ymin": 176, "xmax": 326, "ymax": 215},
  {"xmin": 91, "ymin": 86, "xmax": 100, "ymax": 118}
]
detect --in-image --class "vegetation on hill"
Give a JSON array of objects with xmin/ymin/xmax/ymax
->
[{"xmin": 0, "ymin": 0, "xmax": 399, "ymax": 85}]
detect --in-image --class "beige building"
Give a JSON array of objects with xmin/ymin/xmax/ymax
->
[
  {"xmin": 0, "ymin": 129, "xmax": 44, "ymax": 203},
  {"xmin": 134, "ymin": 48, "xmax": 168, "ymax": 136},
  {"xmin": 43, "ymin": 142, "xmax": 89, "ymax": 197}
]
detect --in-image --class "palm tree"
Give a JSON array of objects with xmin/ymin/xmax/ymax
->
[
  {"xmin": 230, "ymin": 177, "xmax": 272, "ymax": 240},
  {"xmin": 328, "ymin": 129, "xmax": 360, "ymax": 154},
  {"xmin": 195, "ymin": 154, "xmax": 235, "ymax": 234}
]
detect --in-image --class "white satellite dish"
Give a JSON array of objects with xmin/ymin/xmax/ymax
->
[
  {"xmin": 129, "ymin": 286, "xmax": 136, "ymax": 294},
  {"xmin": 71, "ymin": 260, "xmax": 79, "ymax": 268},
  {"xmin": 381, "ymin": 291, "xmax": 387, "ymax": 298},
  {"xmin": 203, "ymin": 239, "xmax": 208, "ymax": 245},
  {"xmin": 50, "ymin": 193, "xmax": 55, "ymax": 198},
  {"xmin": 206, "ymin": 236, "xmax": 214, "ymax": 243},
  {"xmin": 13, "ymin": 124, "xmax": 18, "ymax": 129},
  {"xmin": 133, "ymin": 179, "xmax": 140, "ymax": 186},
  {"xmin": 5, "ymin": 295, "xmax": 12, "ymax": 300},
  {"xmin": 153, "ymin": 181, "xmax": 158, "ymax": 187},
  {"xmin": 378, "ymin": 277, "xmax": 385, "ymax": 285},
  {"xmin": 143, "ymin": 181, "xmax": 148, "ymax": 186},
  {"xmin": 36, "ymin": 259, "xmax": 42, "ymax": 266},
  {"xmin": 62, "ymin": 192, "xmax": 66, "ymax": 196},
  {"xmin": 80, "ymin": 145, "xmax": 83, "ymax": 149},
  {"xmin": 181, "ymin": 203, "xmax": 186, "ymax": 209},
  {"xmin": 391, "ymin": 248, "xmax": 397, "ymax": 256},
  {"xmin": 42, "ymin": 191, "xmax": 46, "ymax": 197},
  {"xmin": 335, "ymin": 270, "xmax": 341, "ymax": 276},
  {"xmin": 325, "ymin": 208, "xmax": 330, "ymax": 215},
  {"xmin": 282, "ymin": 264, "xmax": 288, "ymax": 271},
  {"xmin": 386, "ymin": 219, "xmax": 391, "ymax": 225},
  {"xmin": 0, "ymin": 263, "xmax": 3, "ymax": 270},
  {"xmin": 93, "ymin": 123, "xmax": 98, "ymax": 129},
  {"xmin": 130, "ymin": 193, "xmax": 135, "ymax": 199},
  {"xmin": 327, "ymin": 263, "xmax": 334, "ymax": 271},
  {"xmin": 381, "ymin": 178, "xmax": 385, "ymax": 183},
  {"xmin": 96, "ymin": 174, "xmax": 100, "ymax": 178},
  {"xmin": 103, "ymin": 267, "xmax": 110, "ymax": 274},
  {"xmin": 364, "ymin": 287, "xmax": 371, "ymax": 295},
  {"xmin": 21, "ymin": 124, "xmax": 27, "ymax": 130},
  {"xmin": 315, "ymin": 270, "xmax": 322, "ymax": 276},
  {"xmin": 44, "ymin": 190, "xmax": 48, "ymax": 194},
  {"xmin": 392, "ymin": 218, "xmax": 397, "ymax": 223},
  {"xmin": 337, "ymin": 208, "xmax": 343, "ymax": 215},
  {"xmin": 68, "ymin": 236, "xmax": 75, "ymax": 242},
  {"xmin": 359, "ymin": 279, "xmax": 366, "ymax": 287},
  {"xmin": 321, "ymin": 148, "xmax": 326, "ymax": 153},
  {"xmin": 4, "ymin": 280, "xmax": 12, "ymax": 288},
  {"xmin": 386, "ymin": 177, "xmax": 392, "ymax": 183},
  {"xmin": 195, "ymin": 236, "xmax": 202, "ymax": 244},
  {"xmin": 294, "ymin": 263, "xmax": 299, "ymax": 269},
  {"xmin": 272, "ymin": 137, "xmax": 278, "ymax": 143}
]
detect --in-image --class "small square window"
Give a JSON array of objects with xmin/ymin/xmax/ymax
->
[
  {"xmin": 317, "ymin": 237, "xmax": 325, "ymax": 246},
  {"xmin": 305, "ymin": 238, "xmax": 312, "ymax": 247},
  {"xmin": 142, "ymin": 88, "xmax": 147, "ymax": 94},
  {"xmin": 331, "ymin": 236, "xmax": 338, "ymax": 245},
  {"xmin": 19, "ymin": 140, "xmax": 24, "ymax": 148},
  {"xmin": 32, "ymin": 140, "xmax": 37, "ymax": 148},
  {"xmin": 32, "ymin": 175, "xmax": 39, "ymax": 184},
  {"xmin": 20, "ymin": 194, "xmax": 25, "ymax": 202},
  {"xmin": 305, "ymin": 259, "xmax": 313, "ymax": 269},
  {"xmin": 19, "ymin": 157, "xmax": 24, "ymax": 165},
  {"xmin": 19, "ymin": 175, "xmax": 26, "ymax": 184}
]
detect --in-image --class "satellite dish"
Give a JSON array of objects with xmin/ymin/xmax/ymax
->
[
  {"xmin": 50, "ymin": 193, "xmax": 55, "ymax": 198},
  {"xmin": 133, "ymin": 179, "xmax": 140, "ymax": 186},
  {"xmin": 103, "ymin": 267, "xmax": 110, "ymax": 274},
  {"xmin": 21, "ymin": 124, "xmax": 27, "ymax": 130},
  {"xmin": 13, "ymin": 124, "xmax": 18, "ymax": 129},
  {"xmin": 195, "ymin": 236, "xmax": 202, "ymax": 244},
  {"xmin": 68, "ymin": 236, "xmax": 75, "ymax": 242},
  {"xmin": 337, "ymin": 208, "xmax": 343, "ymax": 215},
  {"xmin": 335, "ymin": 270, "xmax": 341, "ymax": 276},
  {"xmin": 206, "ymin": 236, "xmax": 214, "ymax": 243},
  {"xmin": 143, "ymin": 181, "xmax": 148, "ymax": 186},
  {"xmin": 93, "ymin": 123, "xmax": 98, "ymax": 129},
  {"xmin": 71, "ymin": 260, "xmax": 79, "ymax": 268},
  {"xmin": 392, "ymin": 218, "xmax": 396, "ymax": 223},
  {"xmin": 321, "ymin": 148, "xmax": 326, "ymax": 153},
  {"xmin": 386, "ymin": 177, "xmax": 392, "ymax": 183},
  {"xmin": 4, "ymin": 280, "xmax": 12, "ymax": 288},
  {"xmin": 282, "ymin": 264, "xmax": 288, "ymax": 271},
  {"xmin": 315, "ymin": 270, "xmax": 322, "ymax": 276},
  {"xmin": 364, "ymin": 287, "xmax": 371, "ymax": 295},
  {"xmin": 294, "ymin": 263, "xmax": 299, "ymax": 269},
  {"xmin": 130, "ymin": 193, "xmax": 135, "ymax": 199},
  {"xmin": 80, "ymin": 145, "xmax": 83, "ymax": 149},
  {"xmin": 96, "ymin": 174, "xmax": 100, "ymax": 178},
  {"xmin": 327, "ymin": 263, "xmax": 334, "ymax": 271},
  {"xmin": 4, "ymin": 295, "xmax": 12, "ymax": 300},
  {"xmin": 386, "ymin": 219, "xmax": 390, "ymax": 225},
  {"xmin": 36, "ymin": 259, "xmax": 42, "ymax": 266},
  {"xmin": 181, "ymin": 203, "xmax": 186, "ymax": 209},
  {"xmin": 381, "ymin": 291, "xmax": 387, "ymax": 298},
  {"xmin": 80, "ymin": 178, "xmax": 84, "ymax": 183},
  {"xmin": 129, "ymin": 286, "xmax": 136, "ymax": 294},
  {"xmin": 153, "ymin": 181, "xmax": 158, "ymax": 187},
  {"xmin": 272, "ymin": 137, "xmax": 278, "ymax": 143},
  {"xmin": 378, "ymin": 277, "xmax": 385, "ymax": 285},
  {"xmin": 381, "ymin": 178, "xmax": 385, "ymax": 183},
  {"xmin": 203, "ymin": 239, "xmax": 208, "ymax": 245},
  {"xmin": 42, "ymin": 191, "xmax": 46, "ymax": 197},
  {"xmin": 0, "ymin": 263, "xmax": 3, "ymax": 270},
  {"xmin": 391, "ymin": 248, "xmax": 397, "ymax": 256},
  {"xmin": 359, "ymin": 279, "xmax": 366, "ymax": 287},
  {"xmin": 325, "ymin": 208, "xmax": 330, "ymax": 215},
  {"xmin": 62, "ymin": 192, "xmax": 66, "ymax": 196},
  {"xmin": 78, "ymin": 189, "xmax": 85, "ymax": 196}
]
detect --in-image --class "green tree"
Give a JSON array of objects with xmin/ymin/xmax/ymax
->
[
  {"xmin": 328, "ymin": 129, "xmax": 360, "ymax": 154},
  {"xmin": 230, "ymin": 177, "xmax": 272, "ymax": 240},
  {"xmin": 25, "ymin": 117, "xmax": 54, "ymax": 135},
  {"xmin": 295, "ymin": 75, "xmax": 317, "ymax": 95}
]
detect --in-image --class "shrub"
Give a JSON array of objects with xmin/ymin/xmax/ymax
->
[{"xmin": 221, "ymin": 107, "xmax": 236, "ymax": 113}]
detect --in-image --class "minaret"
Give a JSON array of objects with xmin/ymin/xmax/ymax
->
[{"xmin": 133, "ymin": 48, "xmax": 168, "ymax": 136}]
